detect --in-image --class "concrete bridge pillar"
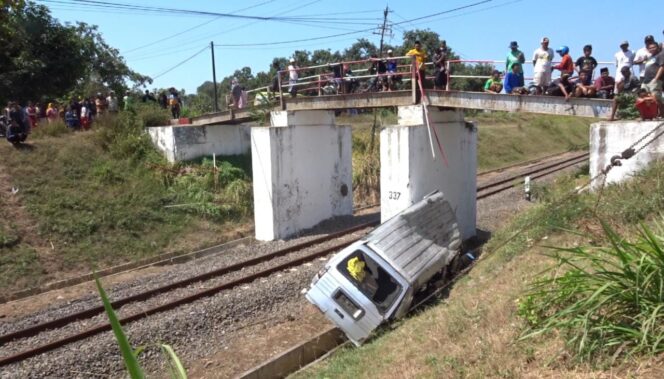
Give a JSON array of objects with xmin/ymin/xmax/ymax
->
[
  {"xmin": 251, "ymin": 110, "xmax": 353, "ymax": 241},
  {"xmin": 380, "ymin": 106, "xmax": 477, "ymax": 239}
]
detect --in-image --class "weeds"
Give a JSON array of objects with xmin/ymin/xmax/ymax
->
[
  {"xmin": 520, "ymin": 221, "xmax": 664, "ymax": 361},
  {"xmin": 30, "ymin": 120, "xmax": 71, "ymax": 138}
]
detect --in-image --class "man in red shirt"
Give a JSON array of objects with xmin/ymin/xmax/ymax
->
[
  {"xmin": 635, "ymin": 88, "xmax": 659, "ymax": 120},
  {"xmin": 553, "ymin": 46, "xmax": 574, "ymax": 76}
]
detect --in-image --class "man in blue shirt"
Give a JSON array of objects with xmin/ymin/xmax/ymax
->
[{"xmin": 504, "ymin": 63, "xmax": 528, "ymax": 94}]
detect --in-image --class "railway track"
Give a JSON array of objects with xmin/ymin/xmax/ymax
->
[{"xmin": 0, "ymin": 150, "xmax": 588, "ymax": 370}]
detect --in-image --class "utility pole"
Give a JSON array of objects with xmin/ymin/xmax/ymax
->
[
  {"xmin": 378, "ymin": 6, "xmax": 389, "ymax": 55},
  {"xmin": 370, "ymin": 6, "xmax": 391, "ymax": 152},
  {"xmin": 210, "ymin": 41, "xmax": 219, "ymax": 112}
]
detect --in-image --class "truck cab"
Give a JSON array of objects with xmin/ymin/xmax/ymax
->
[{"xmin": 305, "ymin": 191, "xmax": 462, "ymax": 345}]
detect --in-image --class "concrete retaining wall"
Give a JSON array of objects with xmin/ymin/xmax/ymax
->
[
  {"xmin": 147, "ymin": 124, "xmax": 251, "ymax": 162},
  {"xmin": 590, "ymin": 121, "xmax": 664, "ymax": 188},
  {"xmin": 381, "ymin": 106, "xmax": 477, "ymax": 239}
]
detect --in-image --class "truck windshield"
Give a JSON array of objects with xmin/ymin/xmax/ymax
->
[{"xmin": 338, "ymin": 250, "xmax": 402, "ymax": 314}]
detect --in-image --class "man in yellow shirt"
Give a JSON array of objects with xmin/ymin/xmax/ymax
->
[{"xmin": 407, "ymin": 40, "xmax": 428, "ymax": 87}]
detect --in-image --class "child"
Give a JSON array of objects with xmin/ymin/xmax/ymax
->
[
  {"xmin": 484, "ymin": 70, "xmax": 503, "ymax": 94},
  {"xmin": 64, "ymin": 106, "xmax": 79, "ymax": 129},
  {"xmin": 635, "ymin": 89, "xmax": 659, "ymax": 121}
]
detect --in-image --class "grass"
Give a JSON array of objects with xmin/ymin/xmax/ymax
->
[
  {"xmin": 292, "ymin": 161, "xmax": 664, "ymax": 379},
  {"xmin": 0, "ymin": 110, "xmax": 253, "ymax": 295}
]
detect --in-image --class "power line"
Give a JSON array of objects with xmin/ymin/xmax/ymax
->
[
  {"xmin": 150, "ymin": 45, "xmax": 209, "ymax": 80},
  {"xmin": 211, "ymin": 0, "xmax": 493, "ymax": 48},
  {"xmin": 122, "ymin": 0, "xmax": 276, "ymax": 54}
]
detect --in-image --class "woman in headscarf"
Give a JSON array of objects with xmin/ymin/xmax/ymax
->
[{"xmin": 46, "ymin": 103, "xmax": 58, "ymax": 124}]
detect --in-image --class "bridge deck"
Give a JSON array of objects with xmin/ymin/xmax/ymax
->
[{"xmin": 190, "ymin": 90, "xmax": 611, "ymax": 126}]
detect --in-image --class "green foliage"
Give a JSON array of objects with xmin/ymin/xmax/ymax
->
[
  {"xmin": 136, "ymin": 103, "xmax": 171, "ymax": 127},
  {"xmin": 96, "ymin": 276, "xmax": 145, "ymax": 378},
  {"xmin": 0, "ymin": 2, "xmax": 149, "ymax": 105},
  {"xmin": 520, "ymin": 222, "xmax": 664, "ymax": 361},
  {"xmin": 96, "ymin": 277, "xmax": 188, "ymax": 379},
  {"xmin": 615, "ymin": 93, "xmax": 639, "ymax": 120}
]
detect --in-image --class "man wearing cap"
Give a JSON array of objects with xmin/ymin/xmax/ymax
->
[
  {"xmin": 432, "ymin": 41, "xmax": 449, "ymax": 90},
  {"xmin": 288, "ymin": 57, "xmax": 298, "ymax": 97},
  {"xmin": 614, "ymin": 41, "xmax": 634, "ymax": 82},
  {"xmin": 506, "ymin": 41, "xmax": 525, "ymax": 74},
  {"xmin": 575, "ymin": 45, "xmax": 598, "ymax": 85},
  {"xmin": 532, "ymin": 37, "xmax": 554, "ymax": 93},
  {"xmin": 553, "ymin": 46, "xmax": 574, "ymax": 76},
  {"xmin": 634, "ymin": 35, "xmax": 655, "ymax": 83}
]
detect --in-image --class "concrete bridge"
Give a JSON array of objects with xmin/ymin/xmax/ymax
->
[
  {"xmin": 188, "ymin": 90, "xmax": 612, "ymax": 126},
  {"xmin": 147, "ymin": 55, "xmax": 616, "ymax": 242}
]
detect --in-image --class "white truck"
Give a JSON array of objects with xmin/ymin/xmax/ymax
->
[{"xmin": 305, "ymin": 191, "xmax": 469, "ymax": 345}]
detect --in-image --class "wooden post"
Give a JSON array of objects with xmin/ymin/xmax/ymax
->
[{"xmin": 445, "ymin": 61, "xmax": 451, "ymax": 91}]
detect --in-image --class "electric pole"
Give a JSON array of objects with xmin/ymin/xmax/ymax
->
[
  {"xmin": 370, "ymin": 6, "xmax": 391, "ymax": 152},
  {"xmin": 210, "ymin": 41, "xmax": 219, "ymax": 112}
]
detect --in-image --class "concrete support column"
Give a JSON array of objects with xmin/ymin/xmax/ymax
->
[
  {"xmin": 251, "ymin": 110, "xmax": 353, "ymax": 241},
  {"xmin": 380, "ymin": 106, "xmax": 477, "ymax": 239},
  {"xmin": 590, "ymin": 121, "xmax": 664, "ymax": 189}
]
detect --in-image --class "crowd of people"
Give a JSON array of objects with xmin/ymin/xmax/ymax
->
[
  {"xmin": 263, "ymin": 32, "xmax": 664, "ymax": 121},
  {"xmin": 0, "ymin": 87, "xmax": 185, "ymax": 145}
]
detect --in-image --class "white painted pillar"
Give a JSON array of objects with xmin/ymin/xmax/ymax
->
[
  {"xmin": 251, "ymin": 110, "xmax": 353, "ymax": 241},
  {"xmin": 380, "ymin": 106, "xmax": 477, "ymax": 239},
  {"xmin": 590, "ymin": 121, "xmax": 664, "ymax": 189}
]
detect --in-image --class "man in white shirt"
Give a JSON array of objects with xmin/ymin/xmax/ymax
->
[
  {"xmin": 614, "ymin": 41, "xmax": 634, "ymax": 82},
  {"xmin": 532, "ymin": 37, "xmax": 554, "ymax": 93},
  {"xmin": 106, "ymin": 91, "xmax": 118, "ymax": 113},
  {"xmin": 288, "ymin": 58, "xmax": 298, "ymax": 97},
  {"xmin": 633, "ymin": 35, "xmax": 655, "ymax": 83}
]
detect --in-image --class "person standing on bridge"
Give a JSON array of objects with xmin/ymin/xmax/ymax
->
[
  {"xmin": 575, "ymin": 45, "xmax": 598, "ymax": 85},
  {"xmin": 407, "ymin": 41, "xmax": 428, "ymax": 88},
  {"xmin": 506, "ymin": 41, "xmax": 525, "ymax": 74},
  {"xmin": 433, "ymin": 41, "xmax": 449, "ymax": 90},
  {"xmin": 614, "ymin": 41, "xmax": 634, "ymax": 82},
  {"xmin": 553, "ymin": 46, "xmax": 574, "ymax": 77},
  {"xmin": 532, "ymin": 37, "xmax": 554, "ymax": 94},
  {"xmin": 634, "ymin": 35, "xmax": 655, "ymax": 84},
  {"xmin": 641, "ymin": 40, "xmax": 664, "ymax": 117},
  {"xmin": 288, "ymin": 58, "xmax": 299, "ymax": 98}
]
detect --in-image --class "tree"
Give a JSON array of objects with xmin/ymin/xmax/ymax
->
[{"xmin": 0, "ymin": 1, "xmax": 149, "ymax": 105}]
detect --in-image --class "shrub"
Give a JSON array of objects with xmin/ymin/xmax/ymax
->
[
  {"xmin": 31, "ymin": 119, "xmax": 71, "ymax": 138},
  {"xmin": 519, "ymin": 221, "xmax": 664, "ymax": 361}
]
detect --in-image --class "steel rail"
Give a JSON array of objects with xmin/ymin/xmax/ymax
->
[{"xmin": 0, "ymin": 221, "xmax": 378, "ymax": 346}]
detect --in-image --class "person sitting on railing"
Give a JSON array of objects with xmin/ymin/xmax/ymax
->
[
  {"xmin": 573, "ymin": 71, "xmax": 597, "ymax": 98},
  {"xmin": 575, "ymin": 45, "xmax": 598, "ymax": 85},
  {"xmin": 553, "ymin": 46, "xmax": 574, "ymax": 76},
  {"xmin": 288, "ymin": 58, "xmax": 299, "ymax": 98},
  {"xmin": 594, "ymin": 68, "xmax": 616, "ymax": 99},
  {"xmin": 385, "ymin": 49, "xmax": 398, "ymax": 91},
  {"xmin": 407, "ymin": 40, "xmax": 428, "ymax": 87},
  {"xmin": 504, "ymin": 63, "xmax": 528, "ymax": 95},
  {"xmin": 506, "ymin": 41, "xmax": 525, "ymax": 75},
  {"xmin": 484, "ymin": 70, "xmax": 503, "ymax": 94},
  {"xmin": 545, "ymin": 73, "xmax": 574, "ymax": 100},
  {"xmin": 433, "ymin": 41, "xmax": 449, "ymax": 90},
  {"xmin": 329, "ymin": 62, "xmax": 343, "ymax": 94},
  {"xmin": 344, "ymin": 64, "xmax": 359, "ymax": 94}
]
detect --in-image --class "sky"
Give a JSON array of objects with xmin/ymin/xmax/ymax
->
[{"xmin": 39, "ymin": 0, "xmax": 664, "ymax": 94}]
